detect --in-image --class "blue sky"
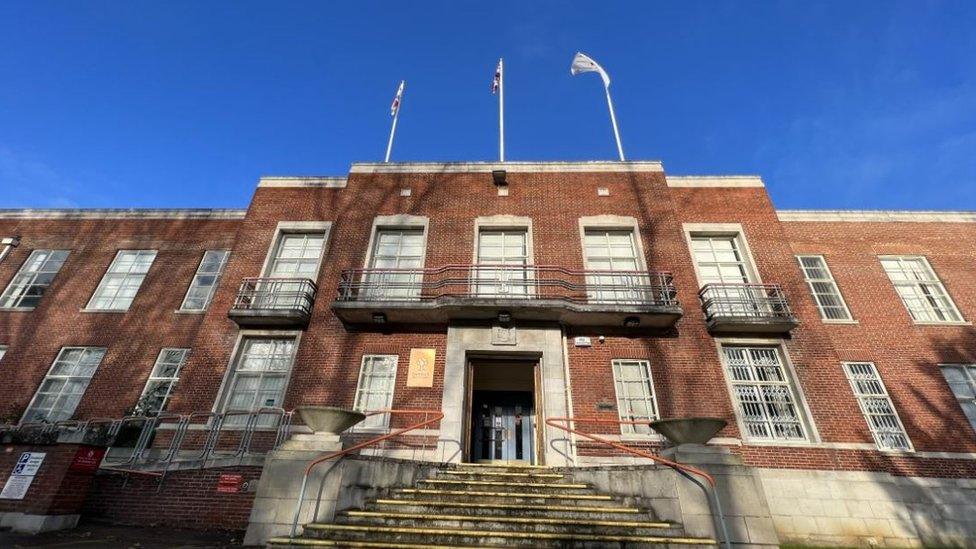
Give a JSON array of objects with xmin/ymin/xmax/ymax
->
[{"xmin": 1, "ymin": 1, "xmax": 974, "ymax": 210}]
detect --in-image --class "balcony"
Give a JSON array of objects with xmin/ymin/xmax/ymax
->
[
  {"xmin": 331, "ymin": 264, "xmax": 682, "ymax": 329},
  {"xmin": 228, "ymin": 277, "xmax": 317, "ymax": 328},
  {"xmin": 698, "ymin": 283, "xmax": 798, "ymax": 334}
]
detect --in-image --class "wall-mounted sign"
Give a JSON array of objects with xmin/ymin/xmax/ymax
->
[
  {"xmin": 0, "ymin": 452, "xmax": 46, "ymax": 500},
  {"xmin": 574, "ymin": 336, "xmax": 592, "ymax": 347},
  {"xmin": 407, "ymin": 348, "xmax": 436, "ymax": 387},
  {"xmin": 69, "ymin": 446, "xmax": 106, "ymax": 474},
  {"xmin": 216, "ymin": 473, "xmax": 244, "ymax": 493}
]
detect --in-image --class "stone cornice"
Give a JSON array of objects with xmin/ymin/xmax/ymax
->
[
  {"xmin": 777, "ymin": 210, "xmax": 976, "ymax": 223},
  {"xmin": 0, "ymin": 209, "xmax": 247, "ymax": 220},
  {"xmin": 349, "ymin": 161, "xmax": 664, "ymax": 174}
]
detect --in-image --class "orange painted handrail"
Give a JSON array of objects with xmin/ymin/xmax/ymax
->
[
  {"xmin": 545, "ymin": 417, "xmax": 716, "ymax": 486},
  {"xmin": 546, "ymin": 416, "xmax": 731, "ymax": 548},
  {"xmin": 289, "ymin": 409, "xmax": 443, "ymax": 538}
]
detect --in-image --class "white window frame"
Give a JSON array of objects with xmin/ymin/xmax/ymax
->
[
  {"xmin": 214, "ymin": 331, "xmax": 301, "ymax": 426},
  {"xmin": 362, "ymin": 215, "xmax": 429, "ymax": 301},
  {"xmin": 879, "ymin": 255, "xmax": 964, "ymax": 324},
  {"xmin": 0, "ymin": 345, "xmax": 7, "ymax": 363},
  {"xmin": 939, "ymin": 364, "xmax": 976, "ymax": 434},
  {"xmin": 474, "ymin": 221, "xmax": 532, "ymax": 297},
  {"xmin": 842, "ymin": 362, "xmax": 913, "ymax": 452},
  {"xmin": 180, "ymin": 250, "xmax": 230, "ymax": 311},
  {"xmin": 22, "ymin": 347, "xmax": 106, "ymax": 423},
  {"xmin": 0, "ymin": 249, "xmax": 70, "ymax": 310},
  {"xmin": 86, "ymin": 250, "xmax": 158, "ymax": 311},
  {"xmin": 716, "ymin": 340, "xmax": 819, "ymax": 445},
  {"xmin": 611, "ymin": 359, "xmax": 659, "ymax": 435},
  {"xmin": 578, "ymin": 216, "xmax": 652, "ymax": 305},
  {"xmin": 796, "ymin": 255, "xmax": 854, "ymax": 322},
  {"xmin": 137, "ymin": 348, "xmax": 190, "ymax": 415},
  {"xmin": 353, "ymin": 354, "xmax": 399, "ymax": 431},
  {"xmin": 683, "ymin": 224, "xmax": 762, "ymax": 288},
  {"xmin": 259, "ymin": 222, "xmax": 333, "ymax": 281}
]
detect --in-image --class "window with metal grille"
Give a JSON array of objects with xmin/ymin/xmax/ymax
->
[
  {"xmin": 722, "ymin": 346, "xmax": 809, "ymax": 442},
  {"xmin": 23, "ymin": 347, "xmax": 106, "ymax": 423},
  {"xmin": 842, "ymin": 362, "xmax": 912, "ymax": 451},
  {"xmin": 583, "ymin": 229, "xmax": 645, "ymax": 303},
  {"xmin": 796, "ymin": 255, "xmax": 853, "ymax": 321},
  {"xmin": 0, "ymin": 250, "xmax": 70, "ymax": 309},
  {"xmin": 940, "ymin": 364, "xmax": 976, "ymax": 432},
  {"xmin": 366, "ymin": 229, "xmax": 424, "ymax": 300},
  {"xmin": 222, "ymin": 338, "xmax": 296, "ymax": 425},
  {"xmin": 476, "ymin": 229, "xmax": 529, "ymax": 296},
  {"xmin": 880, "ymin": 256, "xmax": 962, "ymax": 323},
  {"xmin": 353, "ymin": 355, "xmax": 398, "ymax": 430},
  {"xmin": 181, "ymin": 250, "xmax": 230, "ymax": 311},
  {"xmin": 690, "ymin": 235, "xmax": 751, "ymax": 285},
  {"xmin": 87, "ymin": 250, "xmax": 157, "ymax": 310},
  {"xmin": 137, "ymin": 348, "xmax": 189, "ymax": 415},
  {"xmin": 612, "ymin": 359, "xmax": 659, "ymax": 434}
]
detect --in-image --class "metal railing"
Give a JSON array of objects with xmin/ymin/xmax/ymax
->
[
  {"xmin": 336, "ymin": 264, "xmax": 678, "ymax": 307},
  {"xmin": 232, "ymin": 277, "xmax": 318, "ymax": 316},
  {"xmin": 4, "ymin": 408, "xmax": 293, "ymax": 486},
  {"xmin": 698, "ymin": 283, "xmax": 795, "ymax": 323},
  {"xmin": 289, "ymin": 409, "xmax": 444, "ymax": 539},
  {"xmin": 546, "ymin": 417, "xmax": 731, "ymax": 549}
]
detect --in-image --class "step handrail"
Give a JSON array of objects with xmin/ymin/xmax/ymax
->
[
  {"xmin": 289, "ymin": 409, "xmax": 444, "ymax": 539},
  {"xmin": 546, "ymin": 416, "xmax": 731, "ymax": 549}
]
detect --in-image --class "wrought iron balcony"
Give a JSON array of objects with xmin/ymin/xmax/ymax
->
[
  {"xmin": 698, "ymin": 283, "xmax": 798, "ymax": 334},
  {"xmin": 228, "ymin": 277, "xmax": 318, "ymax": 328},
  {"xmin": 331, "ymin": 264, "xmax": 682, "ymax": 329}
]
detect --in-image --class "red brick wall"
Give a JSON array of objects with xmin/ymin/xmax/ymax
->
[
  {"xmin": 82, "ymin": 465, "xmax": 261, "ymax": 531},
  {"xmin": 0, "ymin": 444, "xmax": 96, "ymax": 516},
  {"xmin": 1, "ymin": 168, "xmax": 975, "ymax": 485},
  {"xmin": 0, "ymin": 216, "xmax": 242, "ymax": 422}
]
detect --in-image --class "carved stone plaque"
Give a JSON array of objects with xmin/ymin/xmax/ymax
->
[{"xmin": 491, "ymin": 325, "xmax": 517, "ymax": 346}]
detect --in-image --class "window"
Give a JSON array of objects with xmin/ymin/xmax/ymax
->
[
  {"xmin": 843, "ymin": 362, "xmax": 912, "ymax": 451},
  {"xmin": 23, "ymin": 347, "xmax": 106, "ymax": 423},
  {"xmin": 612, "ymin": 360, "xmax": 659, "ymax": 435},
  {"xmin": 722, "ymin": 346, "xmax": 809, "ymax": 442},
  {"xmin": 690, "ymin": 235, "xmax": 751, "ymax": 285},
  {"xmin": 266, "ymin": 233, "xmax": 326, "ymax": 278},
  {"xmin": 476, "ymin": 229, "xmax": 529, "ymax": 296},
  {"xmin": 222, "ymin": 338, "xmax": 296, "ymax": 424},
  {"xmin": 181, "ymin": 250, "xmax": 230, "ymax": 311},
  {"xmin": 137, "ymin": 348, "xmax": 189, "ymax": 415},
  {"xmin": 583, "ymin": 229, "xmax": 646, "ymax": 303},
  {"xmin": 940, "ymin": 365, "xmax": 976, "ymax": 432},
  {"xmin": 0, "ymin": 250, "xmax": 69, "ymax": 309},
  {"xmin": 880, "ymin": 256, "xmax": 962, "ymax": 323},
  {"xmin": 0, "ymin": 345, "xmax": 6, "ymax": 362},
  {"xmin": 366, "ymin": 229, "xmax": 424, "ymax": 300},
  {"xmin": 87, "ymin": 250, "xmax": 157, "ymax": 310},
  {"xmin": 797, "ymin": 255, "xmax": 853, "ymax": 321},
  {"xmin": 353, "ymin": 355, "xmax": 398, "ymax": 430}
]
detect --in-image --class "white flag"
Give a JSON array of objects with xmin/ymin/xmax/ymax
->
[
  {"xmin": 390, "ymin": 80, "xmax": 405, "ymax": 116},
  {"xmin": 491, "ymin": 59, "xmax": 502, "ymax": 94},
  {"xmin": 570, "ymin": 52, "xmax": 610, "ymax": 88}
]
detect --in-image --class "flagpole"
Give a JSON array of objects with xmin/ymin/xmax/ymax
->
[
  {"xmin": 604, "ymin": 86, "xmax": 624, "ymax": 161},
  {"xmin": 385, "ymin": 80, "xmax": 404, "ymax": 163},
  {"xmin": 499, "ymin": 58, "xmax": 505, "ymax": 162}
]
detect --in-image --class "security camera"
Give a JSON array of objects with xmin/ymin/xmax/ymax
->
[{"xmin": 598, "ymin": 335, "xmax": 605, "ymax": 343}]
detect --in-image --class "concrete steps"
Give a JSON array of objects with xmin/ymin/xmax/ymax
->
[{"xmin": 268, "ymin": 463, "xmax": 716, "ymax": 548}]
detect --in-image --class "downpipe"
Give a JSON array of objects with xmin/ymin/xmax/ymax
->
[{"xmin": 677, "ymin": 468, "xmax": 732, "ymax": 549}]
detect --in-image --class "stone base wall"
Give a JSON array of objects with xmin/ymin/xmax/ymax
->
[{"xmin": 759, "ymin": 468, "xmax": 976, "ymax": 548}]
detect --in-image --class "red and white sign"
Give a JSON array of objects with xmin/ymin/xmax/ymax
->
[
  {"xmin": 69, "ymin": 446, "xmax": 106, "ymax": 474},
  {"xmin": 216, "ymin": 473, "xmax": 243, "ymax": 493}
]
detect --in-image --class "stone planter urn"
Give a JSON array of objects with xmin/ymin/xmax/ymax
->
[
  {"xmin": 296, "ymin": 406, "xmax": 366, "ymax": 435},
  {"xmin": 648, "ymin": 417, "xmax": 727, "ymax": 445}
]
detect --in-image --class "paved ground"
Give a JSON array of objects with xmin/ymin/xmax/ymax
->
[{"xmin": 0, "ymin": 522, "xmax": 244, "ymax": 548}]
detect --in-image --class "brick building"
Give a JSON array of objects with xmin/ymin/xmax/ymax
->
[{"xmin": 1, "ymin": 161, "xmax": 975, "ymax": 547}]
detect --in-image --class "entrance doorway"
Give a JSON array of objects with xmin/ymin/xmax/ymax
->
[{"xmin": 466, "ymin": 359, "xmax": 538, "ymax": 464}]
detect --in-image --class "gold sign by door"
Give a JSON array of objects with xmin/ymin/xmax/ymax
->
[{"xmin": 406, "ymin": 348, "xmax": 436, "ymax": 387}]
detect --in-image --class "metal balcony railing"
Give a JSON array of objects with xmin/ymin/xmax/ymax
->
[
  {"xmin": 231, "ymin": 277, "xmax": 317, "ymax": 316},
  {"xmin": 336, "ymin": 264, "xmax": 679, "ymax": 307},
  {"xmin": 698, "ymin": 283, "xmax": 796, "ymax": 326}
]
